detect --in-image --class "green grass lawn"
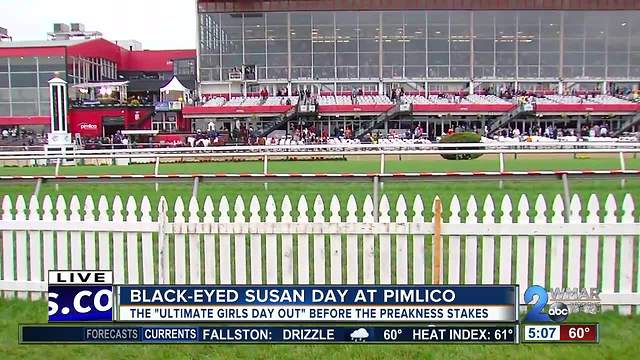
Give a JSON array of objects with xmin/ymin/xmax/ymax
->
[
  {"xmin": 0, "ymin": 156, "xmax": 638, "ymax": 221},
  {"xmin": 1, "ymin": 299, "xmax": 638, "ymax": 359},
  {"xmin": 1, "ymin": 157, "xmax": 639, "ymax": 359}
]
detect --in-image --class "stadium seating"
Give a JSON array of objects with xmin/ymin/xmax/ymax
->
[
  {"xmin": 356, "ymin": 95, "xmax": 392, "ymax": 105},
  {"xmin": 263, "ymin": 96, "xmax": 299, "ymax": 106},
  {"xmin": 203, "ymin": 97, "xmax": 226, "ymax": 107},
  {"xmin": 464, "ymin": 95, "xmax": 511, "ymax": 104}
]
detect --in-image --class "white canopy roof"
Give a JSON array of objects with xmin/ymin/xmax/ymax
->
[{"xmin": 160, "ymin": 76, "xmax": 188, "ymax": 93}]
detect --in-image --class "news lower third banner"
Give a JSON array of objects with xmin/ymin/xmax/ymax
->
[
  {"xmin": 21, "ymin": 325, "xmax": 519, "ymax": 344},
  {"xmin": 116, "ymin": 285, "xmax": 518, "ymax": 322}
]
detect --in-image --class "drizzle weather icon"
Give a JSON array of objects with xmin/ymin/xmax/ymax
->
[{"xmin": 350, "ymin": 328, "xmax": 370, "ymax": 342}]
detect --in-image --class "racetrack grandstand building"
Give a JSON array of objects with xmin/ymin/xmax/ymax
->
[
  {"xmin": 0, "ymin": 33, "xmax": 196, "ymax": 141},
  {"xmin": 191, "ymin": 0, "xmax": 640, "ymax": 139}
]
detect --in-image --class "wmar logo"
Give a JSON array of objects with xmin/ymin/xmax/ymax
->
[{"xmin": 524, "ymin": 285, "xmax": 569, "ymax": 322}]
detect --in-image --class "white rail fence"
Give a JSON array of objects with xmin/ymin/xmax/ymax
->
[{"xmin": 0, "ymin": 192, "xmax": 638, "ymax": 314}]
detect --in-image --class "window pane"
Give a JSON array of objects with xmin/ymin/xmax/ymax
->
[
  {"xmin": 292, "ymin": 53, "xmax": 311, "ymax": 67},
  {"xmin": 267, "ymin": 53, "xmax": 287, "ymax": 66},
  {"xmin": 337, "ymin": 53, "xmax": 357, "ymax": 66},
  {"xmin": 359, "ymin": 39, "xmax": 379, "ymax": 52},
  {"xmin": 474, "ymin": 39, "xmax": 494, "ymax": 52},
  {"xmin": 291, "ymin": 25, "xmax": 311, "ymax": 39},
  {"xmin": 383, "ymin": 39, "xmax": 403, "ymax": 52},
  {"xmin": 405, "ymin": 52, "xmax": 426, "ymax": 66},
  {"xmin": 0, "ymin": 103, "xmax": 9, "ymax": 115},
  {"xmin": 608, "ymin": 52, "xmax": 628, "ymax": 66},
  {"xmin": 38, "ymin": 56, "xmax": 66, "ymax": 71},
  {"xmin": 474, "ymin": 52, "xmax": 494, "ymax": 66},
  {"xmin": 0, "ymin": 88, "xmax": 9, "ymax": 101},
  {"xmin": 584, "ymin": 66, "xmax": 605, "ymax": 77},
  {"xmin": 291, "ymin": 39, "xmax": 312, "ymax": 53},
  {"xmin": 540, "ymin": 53, "xmax": 559, "ymax": 66},
  {"xmin": 12, "ymin": 103, "xmax": 38, "ymax": 116},
  {"xmin": 245, "ymin": 54, "xmax": 266, "ymax": 66},
  {"xmin": 383, "ymin": 52, "xmax": 402, "ymax": 66},
  {"xmin": 607, "ymin": 66, "xmax": 627, "ymax": 77},
  {"xmin": 9, "ymin": 57, "xmax": 37, "ymax": 72},
  {"xmin": 405, "ymin": 66, "xmax": 425, "ymax": 78},
  {"xmin": 313, "ymin": 53, "xmax": 334, "ymax": 67},
  {"xmin": 451, "ymin": 52, "xmax": 469, "ymax": 66},
  {"xmin": 428, "ymin": 52, "xmax": 449, "ymax": 66},
  {"xmin": 0, "ymin": 73, "xmax": 8, "ymax": 87},
  {"xmin": 267, "ymin": 39, "xmax": 288, "ymax": 53},
  {"xmin": 358, "ymin": 12, "xmax": 379, "ymax": 25},
  {"xmin": 266, "ymin": 12, "xmax": 287, "ymax": 26},
  {"xmin": 10, "ymin": 73, "xmax": 37, "ymax": 87},
  {"xmin": 0, "ymin": 58, "xmax": 7, "ymax": 72},
  {"xmin": 40, "ymin": 103, "xmax": 49, "ymax": 116},
  {"xmin": 11, "ymin": 88, "xmax": 38, "ymax": 102},
  {"xmin": 266, "ymin": 26, "xmax": 287, "ymax": 39},
  {"xmin": 428, "ymin": 39, "xmax": 449, "ymax": 52},
  {"xmin": 336, "ymin": 39, "xmax": 357, "ymax": 52},
  {"xmin": 451, "ymin": 66, "xmax": 469, "ymax": 77}
]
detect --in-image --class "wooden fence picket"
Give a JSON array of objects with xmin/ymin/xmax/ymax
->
[
  {"xmin": 448, "ymin": 195, "xmax": 461, "ymax": 284},
  {"xmin": 379, "ymin": 195, "xmax": 391, "ymax": 284},
  {"xmin": 465, "ymin": 196, "xmax": 478, "ymax": 285},
  {"xmin": 233, "ymin": 196, "xmax": 247, "ymax": 284},
  {"xmin": 28, "ymin": 196, "xmax": 42, "ymax": 300},
  {"xmin": 188, "ymin": 197, "xmax": 202, "ymax": 285},
  {"xmin": 329, "ymin": 195, "xmax": 342, "ymax": 284},
  {"xmin": 346, "ymin": 195, "xmax": 358, "ymax": 284},
  {"xmin": 498, "ymin": 195, "xmax": 512, "ymax": 285},
  {"xmin": 2, "ymin": 196, "xmax": 14, "ymax": 298},
  {"xmin": 481, "ymin": 195, "xmax": 495, "ymax": 285},
  {"xmin": 15, "ymin": 196, "xmax": 27, "ymax": 299},
  {"xmin": 0, "ymin": 192, "xmax": 637, "ymax": 313},
  {"xmin": 249, "ymin": 196, "xmax": 262, "ymax": 285},
  {"xmin": 412, "ymin": 195, "xmax": 425, "ymax": 285}
]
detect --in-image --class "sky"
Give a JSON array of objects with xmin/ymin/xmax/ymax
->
[{"xmin": 3, "ymin": 0, "xmax": 197, "ymax": 49}]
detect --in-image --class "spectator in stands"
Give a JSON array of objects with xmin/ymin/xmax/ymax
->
[
  {"xmin": 352, "ymin": 88, "xmax": 358, "ymax": 104},
  {"xmin": 305, "ymin": 88, "xmax": 311, "ymax": 103},
  {"xmin": 600, "ymin": 126, "xmax": 608, "ymax": 137}
]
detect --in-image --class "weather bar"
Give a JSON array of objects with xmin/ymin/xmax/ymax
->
[{"xmin": 20, "ymin": 325, "xmax": 518, "ymax": 344}]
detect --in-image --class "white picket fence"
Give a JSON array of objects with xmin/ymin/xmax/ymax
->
[{"xmin": 0, "ymin": 192, "xmax": 638, "ymax": 314}]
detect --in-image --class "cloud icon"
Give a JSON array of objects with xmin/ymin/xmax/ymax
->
[{"xmin": 350, "ymin": 328, "xmax": 369, "ymax": 341}]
